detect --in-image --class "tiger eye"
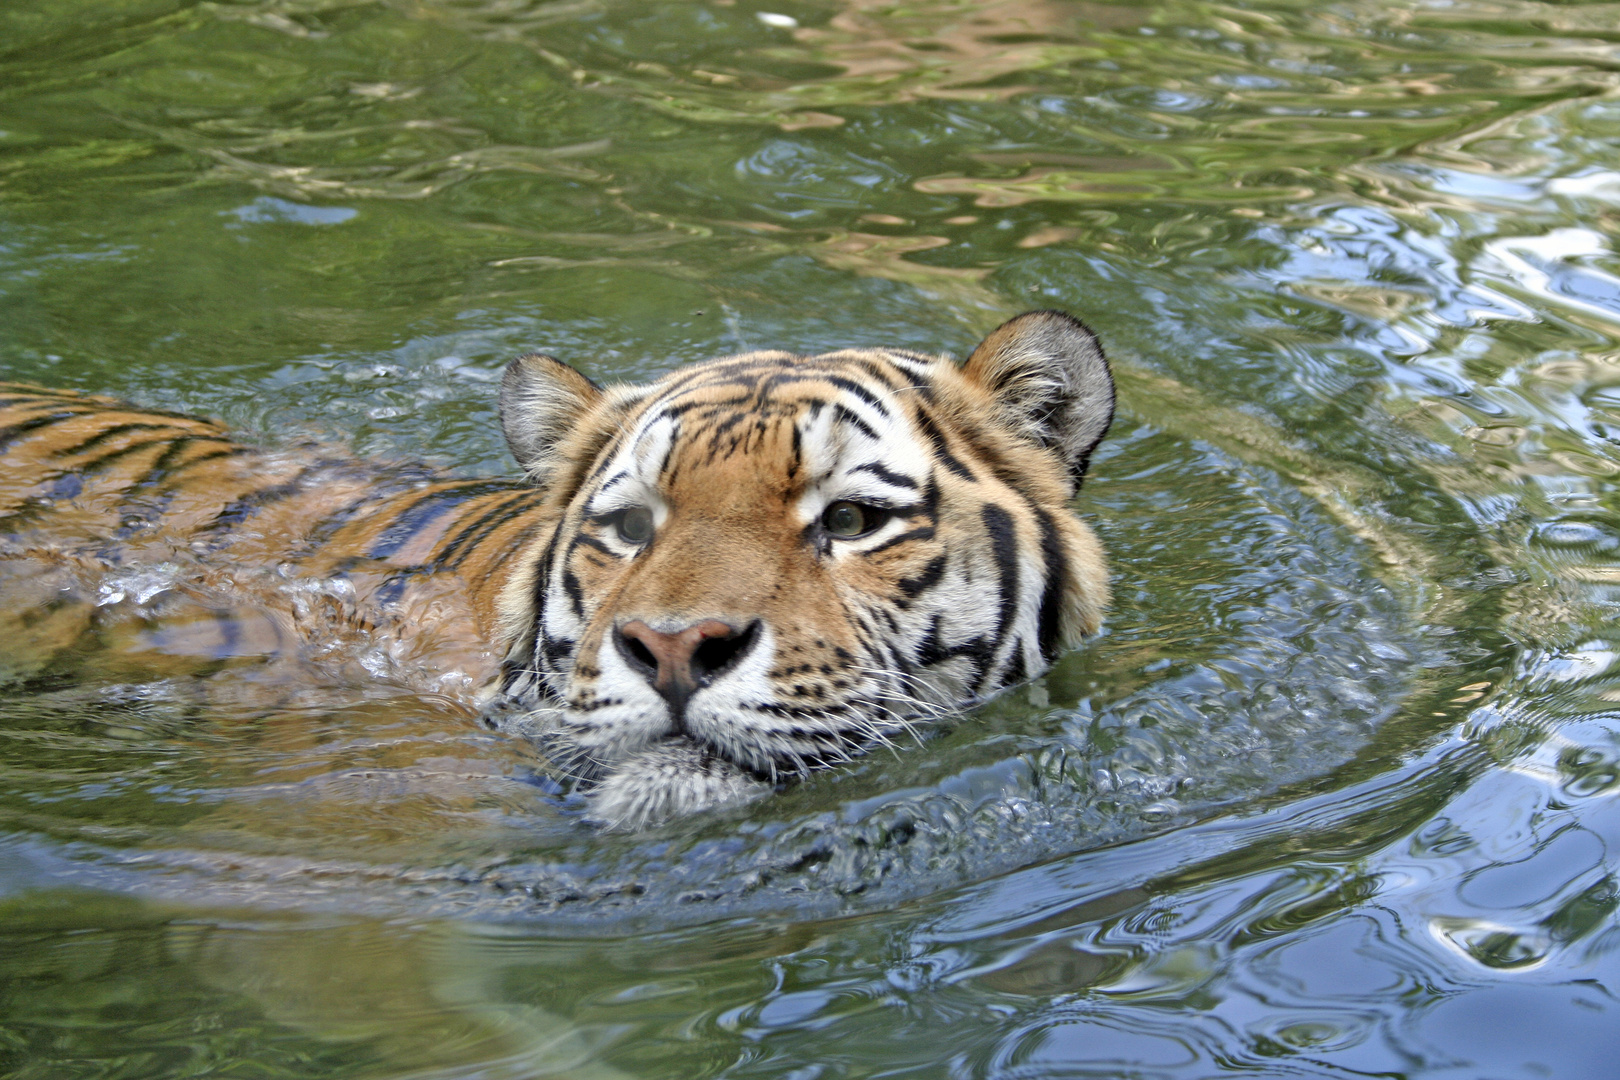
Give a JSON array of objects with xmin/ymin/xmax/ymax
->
[
  {"xmin": 617, "ymin": 506, "xmax": 654, "ymax": 544},
  {"xmin": 822, "ymin": 501, "xmax": 868, "ymax": 537}
]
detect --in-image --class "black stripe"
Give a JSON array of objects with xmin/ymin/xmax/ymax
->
[
  {"xmin": 980, "ymin": 502, "xmax": 1020, "ymax": 692},
  {"xmin": 752, "ymin": 371, "xmax": 893, "ymax": 418},
  {"xmin": 0, "ymin": 496, "xmax": 60, "ymax": 533},
  {"xmin": 540, "ymin": 634, "xmax": 575, "ymax": 671},
  {"xmin": 1003, "ymin": 646, "xmax": 1028, "ymax": 685},
  {"xmin": 897, "ymin": 554, "xmax": 947, "ymax": 599},
  {"xmin": 832, "ymin": 404, "xmax": 878, "ymax": 441},
  {"xmin": 438, "ymin": 494, "xmax": 545, "ymax": 571},
  {"xmin": 367, "ymin": 482, "xmax": 510, "ymax": 560},
  {"xmin": 914, "ymin": 407, "xmax": 974, "ymax": 481},
  {"xmin": 77, "ymin": 437, "xmax": 181, "ymax": 475},
  {"xmin": 880, "ymin": 351, "xmax": 935, "ymax": 381},
  {"xmin": 0, "ymin": 395, "xmax": 69, "ymax": 410},
  {"xmin": 529, "ymin": 524, "xmax": 567, "ymax": 666},
  {"xmin": 852, "ymin": 461, "xmax": 917, "ymax": 489},
  {"xmin": 368, "ymin": 490, "xmax": 465, "ymax": 560},
  {"xmin": 662, "ymin": 394, "xmax": 752, "ymax": 420},
  {"xmin": 486, "ymin": 514, "xmax": 553, "ymax": 582},
  {"xmin": 914, "ymin": 614, "xmax": 995, "ymax": 679},
  {"xmin": 881, "ymin": 635, "xmax": 913, "ymax": 679},
  {"xmin": 140, "ymin": 444, "xmax": 249, "ymax": 491},
  {"xmin": 165, "ymin": 446, "xmax": 250, "ymax": 477},
  {"xmin": 657, "ymin": 427, "xmax": 678, "ymax": 481},
  {"xmin": 0, "ymin": 410, "xmax": 87, "ymax": 451},
  {"xmin": 207, "ymin": 458, "xmax": 348, "ymax": 530},
  {"xmin": 861, "ymin": 477, "xmax": 939, "ymax": 556},
  {"xmin": 500, "ymin": 662, "xmax": 530, "ymax": 697},
  {"xmin": 823, "ymin": 375, "xmax": 891, "ymax": 416},
  {"xmin": 862, "ymin": 525, "xmax": 935, "ymax": 556},
  {"xmin": 658, "ymin": 356, "xmax": 776, "ymax": 395},
  {"xmin": 569, "ymin": 531, "xmax": 620, "ymax": 558},
  {"xmin": 587, "ymin": 430, "xmax": 630, "ymax": 480},
  {"xmin": 562, "ymin": 568, "xmax": 584, "ymax": 618},
  {"xmin": 305, "ymin": 492, "xmax": 406, "ymax": 553},
  {"xmin": 709, "ymin": 410, "xmax": 747, "ymax": 443},
  {"xmin": 57, "ymin": 422, "xmax": 175, "ymax": 458},
  {"xmin": 1034, "ymin": 508, "xmax": 1067, "ymax": 661},
  {"xmin": 752, "ymin": 701, "xmax": 860, "ymax": 721},
  {"xmin": 431, "ymin": 490, "xmax": 539, "ymax": 569},
  {"xmin": 0, "ymin": 472, "xmax": 83, "ymax": 531},
  {"xmin": 138, "ymin": 437, "xmax": 197, "ymax": 485},
  {"xmin": 915, "ymin": 615, "xmax": 948, "ymax": 666},
  {"xmin": 846, "ymin": 358, "xmax": 905, "ymax": 393}
]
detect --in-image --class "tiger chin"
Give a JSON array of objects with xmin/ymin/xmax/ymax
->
[
  {"xmin": 492, "ymin": 310, "xmax": 1114, "ymax": 829},
  {"xmin": 0, "ymin": 311, "xmax": 1111, "ymax": 831}
]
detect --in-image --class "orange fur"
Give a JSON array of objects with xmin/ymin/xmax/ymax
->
[{"xmin": 0, "ymin": 312, "xmax": 1114, "ymax": 827}]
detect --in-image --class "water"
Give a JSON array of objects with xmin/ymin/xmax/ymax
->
[{"xmin": 2, "ymin": 0, "xmax": 1619, "ymax": 1075}]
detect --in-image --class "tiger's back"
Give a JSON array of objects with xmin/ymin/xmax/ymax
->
[{"xmin": 0, "ymin": 384, "xmax": 542, "ymax": 694}]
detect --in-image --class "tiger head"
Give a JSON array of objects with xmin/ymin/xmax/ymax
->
[{"xmin": 494, "ymin": 311, "xmax": 1113, "ymax": 828}]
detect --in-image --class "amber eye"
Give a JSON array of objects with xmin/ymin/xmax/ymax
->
[
  {"xmin": 615, "ymin": 506, "xmax": 655, "ymax": 544},
  {"xmin": 822, "ymin": 500, "xmax": 882, "ymax": 538}
]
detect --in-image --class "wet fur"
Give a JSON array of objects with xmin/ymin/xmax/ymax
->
[
  {"xmin": 497, "ymin": 312, "xmax": 1113, "ymax": 826},
  {"xmin": 0, "ymin": 312, "xmax": 1113, "ymax": 828}
]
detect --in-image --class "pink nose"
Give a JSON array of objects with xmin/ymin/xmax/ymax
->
[{"xmin": 614, "ymin": 619, "xmax": 758, "ymax": 714}]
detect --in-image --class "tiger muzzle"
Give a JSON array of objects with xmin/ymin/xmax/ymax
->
[{"xmin": 614, "ymin": 618, "xmax": 760, "ymax": 722}]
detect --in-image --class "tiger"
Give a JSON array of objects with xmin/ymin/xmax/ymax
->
[{"xmin": 0, "ymin": 311, "xmax": 1113, "ymax": 828}]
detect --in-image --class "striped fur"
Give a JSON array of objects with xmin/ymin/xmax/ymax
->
[{"xmin": 0, "ymin": 312, "xmax": 1113, "ymax": 828}]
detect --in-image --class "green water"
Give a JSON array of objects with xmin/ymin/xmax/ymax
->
[{"xmin": 3, "ymin": 0, "xmax": 1620, "ymax": 1075}]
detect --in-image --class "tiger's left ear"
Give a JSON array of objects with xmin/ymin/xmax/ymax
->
[
  {"xmin": 500, "ymin": 352, "xmax": 604, "ymax": 485},
  {"xmin": 962, "ymin": 310, "xmax": 1114, "ymax": 491}
]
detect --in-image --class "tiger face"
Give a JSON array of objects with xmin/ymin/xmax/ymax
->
[{"xmin": 495, "ymin": 312, "xmax": 1113, "ymax": 828}]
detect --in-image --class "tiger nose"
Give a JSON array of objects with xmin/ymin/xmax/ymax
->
[{"xmin": 614, "ymin": 619, "xmax": 759, "ymax": 709}]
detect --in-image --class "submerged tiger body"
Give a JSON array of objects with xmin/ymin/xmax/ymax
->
[
  {"xmin": 0, "ymin": 391, "xmax": 549, "ymax": 700},
  {"xmin": 0, "ymin": 312, "xmax": 1113, "ymax": 827}
]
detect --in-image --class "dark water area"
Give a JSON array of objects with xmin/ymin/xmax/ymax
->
[{"xmin": 3, "ymin": 0, "xmax": 1620, "ymax": 1076}]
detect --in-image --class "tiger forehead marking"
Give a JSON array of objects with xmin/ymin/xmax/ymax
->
[
  {"xmin": 561, "ymin": 357, "xmax": 945, "ymax": 755},
  {"xmin": 600, "ymin": 356, "xmax": 931, "ymax": 544},
  {"xmin": 498, "ymin": 312, "xmax": 1114, "ymax": 828}
]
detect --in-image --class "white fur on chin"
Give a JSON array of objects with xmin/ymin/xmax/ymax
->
[{"xmin": 585, "ymin": 740, "xmax": 770, "ymax": 830}]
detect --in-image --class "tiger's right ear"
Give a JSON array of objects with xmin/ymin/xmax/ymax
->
[{"xmin": 500, "ymin": 353, "xmax": 604, "ymax": 485}]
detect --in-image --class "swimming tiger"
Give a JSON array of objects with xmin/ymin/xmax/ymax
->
[{"xmin": 0, "ymin": 311, "xmax": 1112, "ymax": 828}]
